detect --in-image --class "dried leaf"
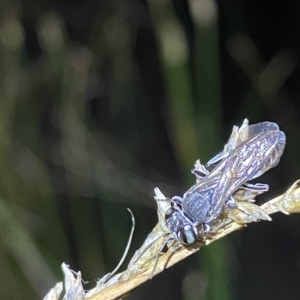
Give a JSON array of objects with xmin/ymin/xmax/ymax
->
[
  {"xmin": 261, "ymin": 180, "xmax": 300, "ymax": 214},
  {"xmin": 229, "ymin": 202, "xmax": 271, "ymax": 223},
  {"xmin": 43, "ymin": 282, "xmax": 63, "ymax": 300},
  {"xmin": 62, "ymin": 263, "xmax": 85, "ymax": 300}
]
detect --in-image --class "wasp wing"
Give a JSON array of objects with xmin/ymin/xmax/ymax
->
[
  {"xmin": 206, "ymin": 120, "xmax": 281, "ymax": 169},
  {"xmin": 206, "ymin": 130, "xmax": 285, "ymax": 220},
  {"xmin": 186, "ymin": 121, "xmax": 285, "ymax": 224}
]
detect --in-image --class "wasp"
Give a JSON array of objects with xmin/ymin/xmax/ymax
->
[{"xmin": 165, "ymin": 120, "xmax": 286, "ymax": 245}]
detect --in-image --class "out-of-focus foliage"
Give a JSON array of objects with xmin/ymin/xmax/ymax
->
[{"xmin": 0, "ymin": 0, "xmax": 300, "ymax": 299}]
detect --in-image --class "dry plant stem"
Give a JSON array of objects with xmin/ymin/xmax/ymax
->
[{"xmin": 85, "ymin": 180, "xmax": 300, "ymax": 300}]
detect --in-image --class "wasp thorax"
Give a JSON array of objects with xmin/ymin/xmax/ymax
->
[{"xmin": 183, "ymin": 191, "xmax": 211, "ymax": 224}]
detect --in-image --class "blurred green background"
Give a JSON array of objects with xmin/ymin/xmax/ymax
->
[{"xmin": 1, "ymin": 0, "xmax": 300, "ymax": 299}]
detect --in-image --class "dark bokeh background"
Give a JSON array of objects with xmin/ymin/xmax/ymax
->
[{"xmin": 1, "ymin": 0, "xmax": 300, "ymax": 299}]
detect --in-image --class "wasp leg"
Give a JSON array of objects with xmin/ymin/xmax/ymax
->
[
  {"xmin": 204, "ymin": 220, "xmax": 232, "ymax": 236},
  {"xmin": 150, "ymin": 236, "xmax": 174, "ymax": 279},
  {"xmin": 203, "ymin": 223, "xmax": 211, "ymax": 234},
  {"xmin": 131, "ymin": 232, "xmax": 169, "ymax": 266},
  {"xmin": 233, "ymin": 183, "xmax": 269, "ymax": 202},
  {"xmin": 171, "ymin": 196, "xmax": 183, "ymax": 205},
  {"xmin": 243, "ymin": 182, "xmax": 269, "ymax": 191},
  {"xmin": 192, "ymin": 169, "xmax": 208, "ymax": 179},
  {"xmin": 226, "ymin": 196, "xmax": 258, "ymax": 222},
  {"xmin": 192, "ymin": 159, "xmax": 210, "ymax": 181},
  {"xmin": 226, "ymin": 196, "xmax": 258, "ymax": 221},
  {"xmin": 206, "ymin": 151, "xmax": 229, "ymax": 170},
  {"xmin": 225, "ymin": 196, "xmax": 238, "ymax": 209}
]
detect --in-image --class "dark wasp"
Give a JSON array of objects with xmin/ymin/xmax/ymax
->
[{"xmin": 165, "ymin": 120, "xmax": 286, "ymax": 245}]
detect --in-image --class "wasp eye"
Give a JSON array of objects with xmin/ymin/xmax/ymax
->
[{"xmin": 178, "ymin": 225, "xmax": 196, "ymax": 245}]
